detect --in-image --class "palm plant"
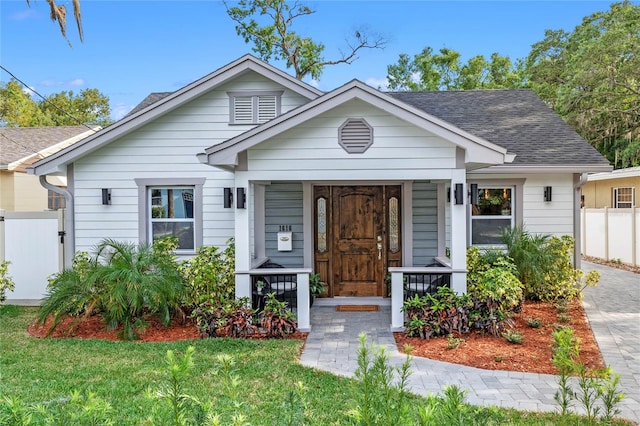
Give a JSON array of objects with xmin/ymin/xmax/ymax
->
[
  {"xmin": 91, "ymin": 239, "xmax": 184, "ymax": 340},
  {"xmin": 502, "ymin": 225, "xmax": 553, "ymax": 300}
]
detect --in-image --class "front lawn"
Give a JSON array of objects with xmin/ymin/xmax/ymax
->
[{"xmin": 0, "ymin": 306, "xmax": 632, "ymax": 425}]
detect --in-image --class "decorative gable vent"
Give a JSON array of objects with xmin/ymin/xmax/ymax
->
[{"xmin": 339, "ymin": 118, "xmax": 373, "ymax": 154}]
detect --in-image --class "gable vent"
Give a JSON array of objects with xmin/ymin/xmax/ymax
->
[{"xmin": 339, "ymin": 118, "xmax": 373, "ymax": 154}]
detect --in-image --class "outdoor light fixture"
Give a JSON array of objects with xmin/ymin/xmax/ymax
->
[
  {"xmin": 236, "ymin": 187, "xmax": 246, "ymax": 209},
  {"xmin": 101, "ymin": 188, "xmax": 111, "ymax": 205},
  {"xmin": 469, "ymin": 184, "xmax": 478, "ymax": 205},
  {"xmin": 454, "ymin": 183, "xmax": 464, "ymax": 205},
  {"xmin": 223, "ymin": 187, "xmax": 233, "ymax": 208},
  {"xmin": 544, "ymin": 186, "xmax": 552, "ymax": 202}
]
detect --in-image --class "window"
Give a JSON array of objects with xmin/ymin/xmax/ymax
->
[
  {"xmin": 471, "ymin": 186, "xmax": 514, "ymax": 245},
  {"xmin": 228, "ymin": 91, "xmax": 283, "ymax": 124},
  {"xmin": 613, "ymin": 187, "xmax": 635, "ymax": 208},
  {"xmin": 48, "ymin": 190, "xmax": 65, "ymax": 210},
  {"xmin": 135, "ymin": 178, "xmax": 205, "ymax": 253},
  {"xmin": 149, "ymin": 187, "xmax": 194, "ymax": 250}
]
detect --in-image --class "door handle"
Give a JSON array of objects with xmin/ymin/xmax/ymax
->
[{"xmin": 377, "ymin": 235, "xmax": 382, "ymax": 260}]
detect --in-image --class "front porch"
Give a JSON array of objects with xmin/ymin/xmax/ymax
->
[{"xmin": 238, "ymin": 255, "xmax": 457, "ymax": 332}]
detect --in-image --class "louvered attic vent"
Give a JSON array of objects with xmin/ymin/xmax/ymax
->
[{"xmin": 339, "ymin": 118, "xmax": 373, "ymax": 153}]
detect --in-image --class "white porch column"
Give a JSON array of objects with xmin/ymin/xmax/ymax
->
[
  {"xmin": 296, "ymin": 272, "xmax": 311, "ymax": 331},
  {"xmin": 390, "ymin": 270, "xmax": 405, "ymax": 330},
  {"xmin": 235, "ymin": 173, "xmax": 252, "ymax": 300},
  {"xmin": 450, "ymin": 170, "xmax": 467, "ymax": 294}
]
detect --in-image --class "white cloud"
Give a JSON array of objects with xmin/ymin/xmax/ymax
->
[
  {"xmin": 308, "ymin": 79, "xmax": 320, "ymax": 89},
  {"xmin": 40, "ymin": 78, "xmax": 86, "ymax": 88},
  {"xmin": 365, "ymin": 77, "xmax": 390, "ymax": 91},
  {"xmin": 111, "ymin": 103, "xmax": 134, "ymax": 121},
  {"xmin": 68, "ymin": 79, "xmax": 85, "ymax": 87}
]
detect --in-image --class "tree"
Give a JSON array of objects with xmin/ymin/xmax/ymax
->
[
  {"xmin": 0, "ymin": 80, "xmax": 112, "ymax": 127},
  {"xmin": 525, "ymin": 1, "xmax": 640, "ymax": 168},
  {"xmin": 224, "ymin": 0, "xmax": 386, "ymax": 80},
  {"xmin": 25, "ymin": 0, "xmax": 83, "ymax": 44},
  {"xmin": 386, "ymin": 46, "xmax": 525, "ymax": 91}
]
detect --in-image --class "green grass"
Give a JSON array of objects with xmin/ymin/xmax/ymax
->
[{"xmin": 0, "ymin": 306, "xmax": 632, "ymax": 425}]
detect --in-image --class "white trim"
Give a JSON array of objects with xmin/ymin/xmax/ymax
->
[
  {"xmin": 587, "ymin": 166, "xmax": 640, "ymax": 181},
  {"xmin": 302, "ymin": 182, "xmax": 313, "ymax": 268},
  {"xmin": 201, "ymin": 80, "xmax": 509, "ymax": 168},
  {"xmin": 402, "ymin": 182, "xmax": 413, "ymax": 267},
  {"xmin": 29, "ymin": 55, "xmax": 322, "ymax": 176},
  {"xmin": 472, "ymin": 164, "xmax": 613, "ymax": 174}
]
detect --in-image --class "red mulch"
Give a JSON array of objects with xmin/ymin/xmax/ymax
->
[{"xmin": 394, "ymin": 299, "xmax": 605, "ymax": 375}]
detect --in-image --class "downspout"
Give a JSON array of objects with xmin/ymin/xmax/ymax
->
[
  {"xmin": 39, "ymin": 175, "xmax": 74, "ymax": 269},
  {"xmin": 573, "ymin": 173, "xmax": 589, "ymax": 270}
]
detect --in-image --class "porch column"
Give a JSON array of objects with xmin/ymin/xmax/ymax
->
[
  {"xmin": 296, "ymin": 272, "xmax": 311, "ymax": 331},
  {"xmin": 390, "ymin": 270, "xmax": 404, "ymax": 330},
  {"xmin": 235, "ymin": 173, "xmax": 251, "ymax": 300},
  {"xmin": 450, "ymin": 170, "xmax": 467, "ymax": 294}
]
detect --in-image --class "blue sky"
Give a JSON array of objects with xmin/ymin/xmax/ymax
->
[{"xmin": 0, "ymin": 0, "xmax": 624, "ymax": 121}]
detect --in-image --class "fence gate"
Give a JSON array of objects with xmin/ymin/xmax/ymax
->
[{"xmin": 0, "ymin": 209, "xmax": 64, "ymax": 305}]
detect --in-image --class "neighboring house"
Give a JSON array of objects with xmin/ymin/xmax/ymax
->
[
  {"xmin": 0, "ymin": 126, "xmax": 99, "ymax": 211},
  {"xmin": 582, "ymin": 166, "xmax": 639, "ymax": 208},
  {"xmin": 28, "ymin": 55, "xmax": 611, "ymax": 330}
]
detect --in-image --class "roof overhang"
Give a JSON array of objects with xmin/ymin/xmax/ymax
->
[
  {"xmin": 587, "ymin": 166, "xmax": 640, "ymax": 181},
  {"xmin": 198, "ymin": 80, "xmax": 513, "ymax": 169},
  {"xmin": 470, "ymin": 163, "xmax": 614, "ymax": 174},
  {"xmin": 28, "ymin": 55, "xmax": 323, "ymax": 176}
]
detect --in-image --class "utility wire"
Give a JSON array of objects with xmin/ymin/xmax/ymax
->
[{"xmin": 0, "ymin": 64, "xmax": 98, "ymax": 132}]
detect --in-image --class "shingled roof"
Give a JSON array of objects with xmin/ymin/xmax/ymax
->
[
  {"xmin": 125, "ymin": 92, "xmax": 173, "ymax": 117},
  {"xmin": 388, "ymin": 89, "xmax": 610, "ymax": 166},
  {"xmin": 0, "ymin": 126, "xmax": 98, "ymax": 169}
]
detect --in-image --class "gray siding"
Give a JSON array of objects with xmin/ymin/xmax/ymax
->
[
  {"xmin": 413, "ymin": 181, "xmax": 438, "ymax": 265},
  {"xmin": 265, "ymin": 182, "xmax": 304, "ymax": 267}
]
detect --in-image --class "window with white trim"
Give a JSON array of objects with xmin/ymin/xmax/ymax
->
[
  {"xmin": 613, "ymin": 187, "xmax": 635, "ymax": 208},
  {"xmin": 149, "ymin": 187, "xmax": 195, "ymax": 251},
  {"xmin": 471, "ymin": 186, "xmax": 515, "ymax": 245},
  {"xmin": 228, "ymin": 91, "xmax": 282, "ymax": 124}
]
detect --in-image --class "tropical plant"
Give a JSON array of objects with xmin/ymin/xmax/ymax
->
[
  {"xmin": 193, "ymin": 297, "xmax": 257, "ymax": 338},
  {"xmin": 259, "ymin": 292, "xmax": 297, "ymax": 338},
  {"xmin": 309, "ymin": 273, "xmax": 325, "ymax": 296},
  {"xmin": 402, "ymin": 288, "xmax": 472, "ymax": 339},
  {"xmin": 0, "ymin": 261, "xmax": 15, "ymax": 307},
  {"xmin": 38, "ymin": 238, "xmax": 184, "ymax": 340}
]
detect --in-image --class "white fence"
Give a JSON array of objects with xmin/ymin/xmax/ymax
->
[
  {"xmin": 0, "ymin": 209, "xmax": 64, "ymax": 305},
  {"xmin": 581, "ymin": 207, "xmax": 639, "ymax": 267}
]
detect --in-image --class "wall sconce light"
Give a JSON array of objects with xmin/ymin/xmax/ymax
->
[
  {"xmin": 101, "ymin": 188, "xmax": 111, "ymax": 205},
  {"xmin": 454, "ymin": 183, "xmax": 464, "ymax": 205},
  {"xmin": 236, "ymin": 187, "xmax": 246, "ymax": 209},
  {"xmin": 447, "ymin": 187, "xmax": 451, "ymax": 202},
  {"xmin": 223, "ymin": 187, "xmax": 233, "ymax": 208},
  {"xmin": 544, "ymin": 186, "xmax": 552, "ymax": 202},
  {"xmin": 469, "ymin": 183, "xmax": 478, "ymax": 205}
]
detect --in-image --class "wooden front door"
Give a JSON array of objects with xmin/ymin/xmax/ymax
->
[{"xmin": 314, "ymin": 186, "xmax": 402, "ymax": 297}]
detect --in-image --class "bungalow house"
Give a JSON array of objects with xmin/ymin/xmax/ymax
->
[
  {"xmin": 582, "ymin": 166, "xmax": 639, "ymax": 208},
  {"xmin": 0, "ymin": 126, "xmax": 99, "ymax": 212},
  {"xmin": 28, "ymin": 55, "xmax": 611, "ymax": 330}
]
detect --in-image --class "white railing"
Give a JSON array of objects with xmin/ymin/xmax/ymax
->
[{"xmin": 581, "ymin": 207, "xmax": 639, "ymax": 267}]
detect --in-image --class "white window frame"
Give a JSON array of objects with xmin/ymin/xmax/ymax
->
[
  {"xmin": 227, "ymin": 91, "xmax": 283, "ymax": 125},
  {"xmin": 467, "ymin": 179, "xmax": 525, "ymax": 247},
  {"xmin": 134, "ymin": 178, "xmax": 205, "ymax": 254},
  {"xmin": 613, "ymin": 187, "xmax": 635, "ymax": 208}
]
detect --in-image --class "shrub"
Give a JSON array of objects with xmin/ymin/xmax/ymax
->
[
  {"xmin": 38, "ymin": 238, "xmax": 184, "ymax": 340},
  {"xmin": 526, "ymin": 317, "xmax": 542, "ymax": 328},
  {"xmin": 503, "ymin": 226, "xmax": 599, "ymax": 301},
  {"xmin": 0, "ymin": 261, "xmax": 15, "ymax": 307},
  {"xmin": 193, "ymin": 297, "xmax": 257, "ymax": 338},
  {"xmin": 259, "ymin": 292, "xmax": 297, "ymax": 338},
  {"xmin": 180, "ymin": 239, "xmax": 235, "ymax": 309},
  {"xmin": 402, "ymin": 288, "xmax": 471, "ymax": 339}
]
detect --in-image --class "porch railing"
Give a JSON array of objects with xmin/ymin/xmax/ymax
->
[
  {"xmin": 240, "ymin": 266, "xmax": 311, "ymax": 331},
  {"xmin": 389, "ymin": 265, "xmax": 462, "ymax": 331}
]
